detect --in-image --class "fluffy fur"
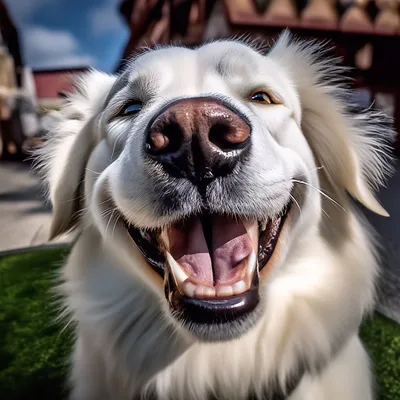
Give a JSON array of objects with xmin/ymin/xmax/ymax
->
[{"xmin": 37, "ymin": 32, "xmax": 394, "ymax": 400}]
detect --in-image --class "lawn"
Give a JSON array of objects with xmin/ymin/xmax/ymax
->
[{"xmin": 0, "ymin": 247, "xmax": 399, "ymax": 399}]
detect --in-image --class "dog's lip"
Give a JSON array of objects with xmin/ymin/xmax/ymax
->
[{"xmin": 169, "ymin": 280, "xmax": 260, "ymax": 325}]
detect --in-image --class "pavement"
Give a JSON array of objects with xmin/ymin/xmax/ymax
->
[{"xmin": 0, "ymin": 161, "xmax": 69, "ymax": 252}]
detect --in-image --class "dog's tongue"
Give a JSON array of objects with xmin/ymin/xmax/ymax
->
[{"xmin": 169, "ymin": 216, "xmax": 253, "ymax": 285}]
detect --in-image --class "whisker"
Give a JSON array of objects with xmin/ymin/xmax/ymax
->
[
  {"xmin": 105, "ymin": 208, "xmax": 118, "ymax": 236},
  {"xmin": 260, "ymin": 165, "xmax": 325, "ymax": 188},
  {"xmin": 291, "ymin": 179, "xmax": 346, "ymax": 212},
  {"xmin": 294, "ymin": 165, "xmax": 325, "ymax": 180},
  {"xmin": 289, "ymin": 193, "xmax": 302, "ymax": 221},
  {"xmin": 112, "ymin": 213, "xmax": 121, "ymax": 238},
  {"xmin": 321, "ymin": 208, "xmax": 331, "ymax": 220},
  {"xmin": 85, "ymin": 168, "xmax": 101, "ymax": 175}
]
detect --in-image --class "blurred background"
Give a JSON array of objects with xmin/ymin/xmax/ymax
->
[{"xmin": 0, "ymin": 0, "xmax": 399, "ymax": 319}]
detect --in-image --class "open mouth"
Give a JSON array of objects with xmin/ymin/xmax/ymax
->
[{"xmin": 126, "ymin": 205, "xmax": 290, "ymax": 337}]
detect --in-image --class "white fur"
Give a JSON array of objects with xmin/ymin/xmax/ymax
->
[{"xmin": 37, "ymin": 33, "xmax": 394, "ymax": 400}]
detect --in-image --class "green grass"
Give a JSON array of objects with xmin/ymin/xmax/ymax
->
[
  {"xmin": 0, "ymin": 248, "xmax": 399, "ymax": 400},
  {"xmin": 360, "ymin": 314, "xmax": 400, "ymax": 399},
  {"xmin": 0, "ymin": 248, "xmax": 72, "ymax": 400}
]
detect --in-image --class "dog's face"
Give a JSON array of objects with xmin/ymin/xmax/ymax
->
[
  {"xmin": 99, "ymin": 41, "xmax": 318, "ymax": 340},
  {"xmin": 44, "ymin": 34, "xmax": 392, "ymax": 343}
]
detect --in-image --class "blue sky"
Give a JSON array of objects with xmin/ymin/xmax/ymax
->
[{"xmin": 5, "ymin": 0, "xmax": 129, "ymax": 72}]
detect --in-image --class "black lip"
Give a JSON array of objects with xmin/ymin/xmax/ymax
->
[
  {"xmin": 170, "ymin": 283, "xmax": 260, "ymax": 325},
  {"xmin": 126, "ymin": 226, "xmax": 165, "ymax": 277}
]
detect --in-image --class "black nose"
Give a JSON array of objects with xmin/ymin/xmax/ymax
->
[{"xmin": 144, "ymin": 97, "xmax": 251, "ymax": 184}]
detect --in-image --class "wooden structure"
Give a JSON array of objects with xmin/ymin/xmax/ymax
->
[{"xmin": 117, "ymin": 0, "xmax": 217, "ymax": 70}]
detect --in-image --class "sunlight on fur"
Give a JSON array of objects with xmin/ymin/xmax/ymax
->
[{"xmin": 36, "ymin": 31, "xmax": 394, "ymax": 400}]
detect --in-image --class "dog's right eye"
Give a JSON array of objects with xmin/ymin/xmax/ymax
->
[{"xmin": 120, "ymin": 101, "xmax": 143, "ymax": 116}]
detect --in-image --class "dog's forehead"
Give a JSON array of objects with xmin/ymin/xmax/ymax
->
[
  {"xmin": 118, "ymin": 41, "xmax": 260, "ymax": 83},
  {"xmin": 138, "ymin": 41, "xmax": 260, "ymax": 70},
  {"xmin": 105, "ymin": 41, "xmax": 272, "ymax": 105}
]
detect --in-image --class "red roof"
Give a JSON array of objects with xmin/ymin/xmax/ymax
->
[{"xmin": 33, "ymin": 68, "xmax": 88, "ymax": 99}]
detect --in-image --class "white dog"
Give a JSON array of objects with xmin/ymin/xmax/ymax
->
[{"xmin": 38, "ymin": 32, "xmax": 394, "ymax": 400}]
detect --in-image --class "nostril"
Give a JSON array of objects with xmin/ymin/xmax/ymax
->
[
  {"xmin": 146, "ymin": 122, "xmax": 183, "ymax": 155},
  {"xmin": 209, "ymin": 122, "xmax": 250, "ymax": 152},
  {"xmin": 148, "ymin": 131, "xmax": 169, "ymax": 153}
]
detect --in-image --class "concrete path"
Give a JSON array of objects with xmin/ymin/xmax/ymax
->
[{"xmin": 0, "ymin": 161, "xmax": 68, "ymax": 251}]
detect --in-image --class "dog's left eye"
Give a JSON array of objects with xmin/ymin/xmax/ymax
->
[
  {"xmin": 249, "ymin": 91, "xmax": 273, "ymax": 104},
  {"xmin": 120, "ymin": 101, "xmax": 143, "ymax": 116}
]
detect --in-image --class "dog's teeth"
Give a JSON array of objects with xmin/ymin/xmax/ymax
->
[
  {"xmin": 182, "ymin": 280, "xmax": 196, "ymax": 297},
  {"xmin": 195, "ymin": 285, "xmax": 206, "ymax": 298},
  {"xmin": 243, "ymin": 220, "xmax": 258, "ymax": 249},
  {"xmin": 232, "ymin": 280, "xmax": 247, "ymax": 295},
  {"xmin": 216, "ymin": 285, "xmax": 234, "ymax": 297},
  {"xmin": 204, "ymin": 286, "xmax": 216, "ymax": 297},
  {"xmin": 166, "ymin": 252, "xmax": 188, "ymax": 285},
  {"xmin": 181, "ymin": 281, "xmax": 249, "ymax": 298},
  {"xmin": 247, "ymin": 250, "xmax": 257, "ymax": 276},
  {"xmin": 182, "ymin": 282, "xmax": 216, "ymax": 298}
]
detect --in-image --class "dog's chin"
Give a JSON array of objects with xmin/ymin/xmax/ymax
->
[{"xmin": 123, "ymin": 204, "xmax": 292, "ymax": 341}]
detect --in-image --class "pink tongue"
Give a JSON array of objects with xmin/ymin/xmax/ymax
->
[
  {"xmin": 172, "ymin": 219, "xmax": 213, "ymax": 284},
  {"xmin": 170, "ymin": 216, "xmax": 253, "ymax": 286},
  {"xmin": 211, "ymin": 216, "xmax": 253, "ymax": 284}
]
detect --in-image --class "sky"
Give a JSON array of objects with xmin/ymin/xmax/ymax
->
[{"xmin": 4, "ymin": 0, "xmax": 129, "ymax": 72}]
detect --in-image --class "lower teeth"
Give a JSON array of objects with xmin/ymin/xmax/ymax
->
[{"xmin": 182, "ymin": 279, "xmax": 249, "ymax": 298}]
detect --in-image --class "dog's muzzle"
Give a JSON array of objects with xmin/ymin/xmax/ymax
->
[{"xmin": 123, "ymin": 97, "xmax": 291, "ymax": 341}]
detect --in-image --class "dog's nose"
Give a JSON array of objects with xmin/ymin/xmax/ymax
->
[{"xmin": 144, "ymin": 98, "xmax": 251, "ymax": 183}]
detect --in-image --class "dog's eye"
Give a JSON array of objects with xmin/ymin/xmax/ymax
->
[
  {"xmin": 249, "ymin": 91, "xmax": 273, "ymax": 105},
  {"xmin": 120, "ymin": 101, "xmax": 143, "ymax": 116}
]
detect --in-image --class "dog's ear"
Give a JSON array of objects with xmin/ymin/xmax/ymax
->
[
  {"xmin": 36, "ymin": 71, "xmax": 116, "ymax": 239},
  {"xmin": 269, "ymin": 32, "xmax": 395, "ymax": 217}
]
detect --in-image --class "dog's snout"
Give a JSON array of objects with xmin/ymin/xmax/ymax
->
[{"xmin": 145, "ymin": 98, "xmax": 251, "ymax": 183}]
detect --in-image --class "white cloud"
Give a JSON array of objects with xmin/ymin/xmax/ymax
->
[
  {"xmin": 36, "ymin": 54, "xmax": 96, "ymax": 70},
  {"xmin": 5, "ymin": 0, "xmax": 57, "ymax": 21},
  {"xmin": 22, "ymin": 26, "xmax": 96, "ymax": 70},
  {"xmin": 24, "ymin": 27, "xmax": 78, "ymax": 54},
  {"xmin": 89, "ymin": 0, "xmax": 125, "ymax": 35}
]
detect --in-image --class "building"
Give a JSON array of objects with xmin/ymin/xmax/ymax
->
[
  {"xmin": 33, "ymin": 67, "xmax": 89, "ymax": 110},
  {"xmin": 117, "ymin": 0, "xmax": 217, "ymax": 71}
]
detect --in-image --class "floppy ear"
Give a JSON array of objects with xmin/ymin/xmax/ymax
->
[
  {"xmin": 269, "ymin": 32, "xmax": 395, "ymax": 216},
  {"xmin": 35, "ymin": 71, "xmax": 116, "ymax": 239}
]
